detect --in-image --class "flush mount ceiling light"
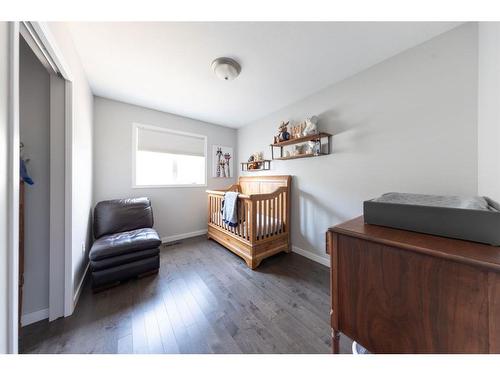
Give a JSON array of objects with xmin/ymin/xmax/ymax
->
[{"xmin": 211, "ymin": 57, "xmax": 241, "ymax": 81}]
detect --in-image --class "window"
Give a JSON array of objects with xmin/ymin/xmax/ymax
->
[{"xmin": 132, "ymin": 123, "xmax": 207, "ymax": 187}]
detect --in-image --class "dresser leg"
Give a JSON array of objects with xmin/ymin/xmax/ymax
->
[{"xmin": 332, "ymin": 329, "xmax": 340, "ymax": 354}]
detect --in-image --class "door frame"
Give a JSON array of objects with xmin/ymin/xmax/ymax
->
[
  {"xmin": 7, "ymin": 21, "xmax": 74, "ymax": 353},
  {"xmin": 29, "ymin": 22, "xmax": 75, "ymax": 319}
]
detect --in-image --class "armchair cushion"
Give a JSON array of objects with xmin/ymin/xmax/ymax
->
[
  {"xmin": 90, "ymin": 227, "xmax": 161, "ymax": 261},
  {"xmin": 90, "ymin": 247, "xmax": 160, "ymax": 271},
  {"xmin": 93, "ymin": 197, "xmax": 154, "ymax": 239}
]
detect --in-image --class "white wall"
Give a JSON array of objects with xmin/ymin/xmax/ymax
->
[
  {"xmin": 0, "ymin": 21, "xmax": 11, "ymax": 353},
  {"xmin": 47, "ymin": 23, "xmax": 94, "ymax": 302},
  {"xmin": 478, "ymin": 23, "xmax": 500, "ymax": 202},
  {"xmin": 19, "ymin": 37, "xmax": 50, "ymax": 317},
  {"xmin": 93, "ymin": 97, "xmax": 237, "ymax": 240},
  {"xmin": 238, "ymin": 23, "xmax": 479, "ymax": 264}
]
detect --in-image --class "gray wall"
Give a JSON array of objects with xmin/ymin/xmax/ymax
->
[
  {"xmin": 93, "ymin": 97, "xmax": 238, "ymax": 240},
  {"xmin": 237, "ymin": 23, "xmax": 479, "ymax": 264},
  {"xmin": 478, "ymin": 22, "xmax": 500, "ymax": 202},
  {"xmin": 19, "ymin": 37, "xmax": 50, "ymax": 316}
]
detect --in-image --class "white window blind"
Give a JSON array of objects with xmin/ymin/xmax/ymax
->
[
  {"xmin": 137, "ymin": 126, "xmax": 205, "ymax": 156},
  {"xmin": 133, "ymin": 124, "xmax": 207, "ymax": 187}
]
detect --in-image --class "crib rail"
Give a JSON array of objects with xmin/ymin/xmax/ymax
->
[{"xmin": 207, "ymin": 186, "xmax": 288, "ymax": 243}]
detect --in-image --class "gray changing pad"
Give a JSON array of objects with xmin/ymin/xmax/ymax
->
[
  {"xmin": 373, "ymin": 192, "xmax": 500, "ymax": 212},
  {"xmin": 364, "ymin": 192, "xmax": 500, "ymax": 246}
]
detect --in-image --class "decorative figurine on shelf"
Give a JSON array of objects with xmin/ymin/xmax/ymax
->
[
  {"xmin": 275, "ymin": 121, "xmax": 290, "ymax": 143},
  {"xmin": 290, "ymin": 123, "xmax": 296, "ymax": 139},
  {"xmin": 303, "ymin": 116, "xmax": 319, "ymax": 136},
  {"xmin": 291, "ymin": 122, "xmax": 305, "ymax": 139},
  {"xmin": 308, "ymin": 140, "xmax": 321, "ymax": 155},
  {"xmin": 293, "ymin": 144, "xmax": 305, "ymax": 156},
  {"xmin": 305, "ymin": 141, "xmax": 314, "ymax": 154},
  {"xmin": 247, "ymin": 152, "xmax": 263, "ymax": 170}
]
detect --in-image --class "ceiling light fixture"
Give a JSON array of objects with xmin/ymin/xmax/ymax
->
[{"xmin": 211, "ymin": 57, "xmax": 241, "ymax": 81}]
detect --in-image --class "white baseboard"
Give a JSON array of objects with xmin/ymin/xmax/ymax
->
[
  {"xmin": 161, "ymin": 229, "xmax": 208, "ymax": 244},
  {"xmin": 292, "ymin": 245, "xmax": 330, "ymax": 267},
  {"xmin": 21, "ymin": 308, "xmax": 49, "ymax": 327},
  {"xmin": 73, "ymin": 262, "xmax": 89, "ymax": 308}
]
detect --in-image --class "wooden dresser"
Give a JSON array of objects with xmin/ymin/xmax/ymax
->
[{"xmin": 326, "ymin": 216, "xmax": 500, "ymax": 354}]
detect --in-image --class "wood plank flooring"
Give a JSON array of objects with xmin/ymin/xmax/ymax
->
[{"xmin": 20, "ymin": 236, "xmax": 352, "ymax": 354}]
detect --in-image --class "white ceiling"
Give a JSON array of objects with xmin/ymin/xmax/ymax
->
[{"xmin": 66, "ymin": 22, "xmax": 462, "ymax": 128}]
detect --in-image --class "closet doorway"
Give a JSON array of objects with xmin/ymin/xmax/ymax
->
[{"xmin": 16, "ymin": 21, "xmax": 73, "ymax": 346}]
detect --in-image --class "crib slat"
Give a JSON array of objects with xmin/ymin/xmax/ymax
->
[
  {"xmin": 241, "ymin": 200, "xmax": 244, "ymax": 238},
  {"xmin": 218, "ymin": 196, "xmax": 221, "ymax": 227},
  {"xmin": 236, "ymin": 200, "xmax": 240, "ymax": 236},
  {"xmin": 211, "ymin": 196, "xmax": 214, "ymax": 224},
  {"xmin": 277, "ymin": 193, "xmax": 282, "ymax": 233},
  {"xmin": 275, "ymin": 196, "xmax": 279, "ymax": 234},
  {"xmin": 245, "ymin": 201, "xmax": 249, "ymax": 239},
  {"xmin": 247, "ymin": 200, "xmax": 250, "ymax": 240},
  {"xmin": 238, "ymin": 200, "xmax": 241, "ymax": 237},
  {"xmin": 268, "ymin": 198, "xmax": 272, "ymax": 236},
  {"xmin": 241, "ymin": 201, "xmax": 245, "ymax": 239},
  {"xmin": 263, "ymin": 200, "xmax": 267, "ymax": 239},
  {"xmin": 216, "ymin": 196, "xmax": 219, "ymax": 226},
  {"xmin": 273, "ymin": 197, "xmax": 278, "ymax": 236},
  {"xmin": 259, "ymin": 200, "xmax": 263, "ymax": 240},
  {"xmin": 250, "ymin": 201, "xmax": 253, "ymax": 240},
  {"xmin": 261, "ymin": 200, "xmax": 265, "ymax": 238},
  {"xmin": 266, "ymin": 199, "xmax": 270, "ymax": 238},
  {"xmin": 240, "ymin": 201, "xmax": 243, "ymax": 238},
  {"xmin": 268, "ymin": 198, "xmax": 272, "ymax": 237},
  {"xmin": 281, "ymin": 192, "xmax": 285, "ymax": 233},
  {"xmin": 283, "ymin": 192, "xmax": 287, "ymax": 232},
  {"xmin": 271, "ymin": 198, "xmax": 274, "ymax": 235},
  {"xmin": 267, "ymin": 199, "xmax": 271, "ymax": 237},
  {"xmin": 274, "ymin": 196, "xmax": 278, "ymax": 235},
  {"xmin": 256, "ymin": 200, "xmax": 260, "ymax": 239}
]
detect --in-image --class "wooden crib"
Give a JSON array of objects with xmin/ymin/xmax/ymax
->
[{"xmin": 206, "ymin": 175, "xmax": 291, "ymax": 269}]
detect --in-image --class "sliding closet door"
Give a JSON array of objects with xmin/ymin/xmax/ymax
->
[{"xmin": 49, "ymin": 74, "xmax": 65, "ymax": 321}]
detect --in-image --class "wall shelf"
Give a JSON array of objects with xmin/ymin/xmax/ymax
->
[
  {"xmin": 270, "ymin": 132, "xmax": 332, "ymax": 147},
  {"xmin": 270, "ymin": 132, "xmax": 332, "ymax": 160},
  {"xmin": 272, "ymin": 153, "xmax": 329, "ymax": 161},
  {"xmin": 240, "ymin": 160, "xmax": 271, "ymax": 172}
]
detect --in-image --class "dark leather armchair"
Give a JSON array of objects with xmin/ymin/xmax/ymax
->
[{"xmin": 89, "ymin": 197, "xmax": 161, "ymax": 290}]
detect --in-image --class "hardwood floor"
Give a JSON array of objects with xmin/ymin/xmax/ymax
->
[{"xmin": 20, "ymin": 236, "xmax": 352, "ymax": 354}]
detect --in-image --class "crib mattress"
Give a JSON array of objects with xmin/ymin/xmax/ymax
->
[{"xmin": 364, "ymin": 192, "xmax": 500, "ymax": 246}]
